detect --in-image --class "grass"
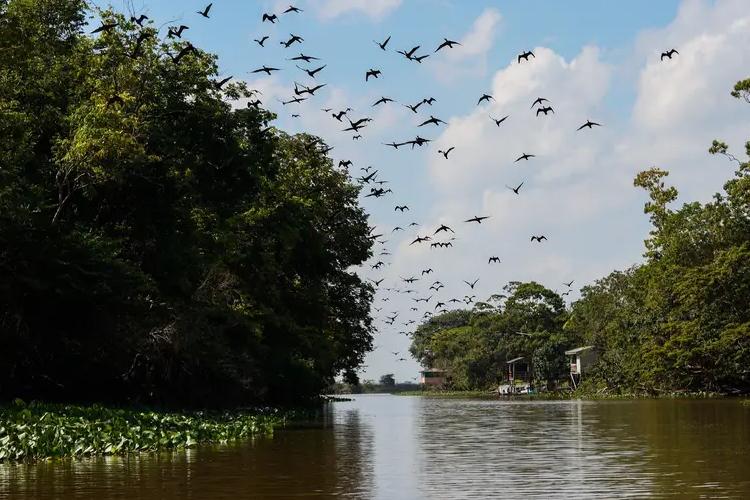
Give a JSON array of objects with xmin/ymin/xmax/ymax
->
[
  {"xmin": 395, "ymin": 390, "xmax": 498, "ymax": 399},
  {"xmin": 0, "ymin": 400, "xmax": 287, "ymax": 462}
]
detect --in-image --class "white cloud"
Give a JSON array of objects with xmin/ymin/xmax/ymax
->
[{"xmin": 308, "ymin": 0, "xmax": 402, "ymax": 21}]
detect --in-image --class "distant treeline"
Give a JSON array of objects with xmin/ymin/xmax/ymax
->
[
  {"xmin": 0, "ymin": 1, "xmax": 374, "ymax": 407},
  {"xmin": 410, "ymin": 77, "xmax": 750, "ymax": 395}
]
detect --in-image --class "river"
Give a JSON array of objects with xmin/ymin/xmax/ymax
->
[{"xmin": 1, "ymin": 395, "xmax": 749, "ymax": 499}]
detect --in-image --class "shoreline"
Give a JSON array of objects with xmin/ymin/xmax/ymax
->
[
  {"xmin": 392, "ymin": 390, "xmax": 749, "ymax": 400},
  {"xmin": 0, "ymin": 401, "xmax": 289, "ymax": 463}
]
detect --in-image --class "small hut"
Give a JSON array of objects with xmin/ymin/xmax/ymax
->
[
  {"xmin": 419, "ymin": 369, "xmax": 447, "ymax": 388},
  {"xmin": 565, "ymin": 346, "xmax": 597, "ymax": 389},
  {"xmin": 507, "ymin": 357, "xmax": 530, "ymax": 385}
]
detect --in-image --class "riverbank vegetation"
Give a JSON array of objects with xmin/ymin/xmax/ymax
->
[
  {"xmin": 0, "ymin": 1, "xmax": 374, "ymax": 408},
  {"xmin": 410, "ymin": 78, "xmax": 750, "ymax": 396},
  {"xmin": 0, "ymin": 400, "xmax": 286, "ymax": 462}
]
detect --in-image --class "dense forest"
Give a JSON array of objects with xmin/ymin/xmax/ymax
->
[
  {"xmin": 411, "ymin": 78, "xmax": 750, "ymax": 394},
  {"xmin": 0, "ymin": 0, "xmax": 375, "ymax": 407}
]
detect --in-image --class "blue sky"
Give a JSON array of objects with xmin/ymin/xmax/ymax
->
[{"xmin": 97, "ymin": 0, "xmax": 750, "ymax": 383}]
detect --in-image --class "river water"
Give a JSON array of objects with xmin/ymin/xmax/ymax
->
[{"xmin": 1, "ymin": 395, "xmax": 749, "ymax": 499}]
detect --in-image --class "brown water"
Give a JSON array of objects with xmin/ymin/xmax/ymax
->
[{"xmin": 1, "ymin": 396, "xmax": 749, "ymax": 499}]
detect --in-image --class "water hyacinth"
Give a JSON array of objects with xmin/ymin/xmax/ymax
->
[{"xmin": 0, "ymin": 401, "xmax": 286, "ymax": 462}]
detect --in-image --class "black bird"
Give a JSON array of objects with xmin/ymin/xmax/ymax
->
[
  {"xmin": 477, "ymin": 94, "xmax": 494, "ymax": 105},
  {"xmin": 410, "ymin": 236, "xmax": 431, "ymax": 245},
  {"xmin": 404, "ymin": 101, "xmax": 425, "ymax": 113},
  {"xmin": 365, "ymin": 69, "xmax": 381, "ymax": 81},
  {"xmin": 530, "ymin": 235, "xmax": 548, "ymax": 242},
  {"xmin": 563, "ymin": 280, "xmax": 574, "ymax": 287},
  {"xmin": 197, "ymin": 3, "xmax": 213, "ymax": 18},
  {"xmin": 506, "ymin": 182, "xmax": 524, "ymax": 194},
  {"xmin": 353, "ymin": 135, "xmax": 362, "ymax": 140},
  {"xmin": 262, "ymin": 13, "xmax": 278, "ymax": 23},
  {"xmin": 464, "ymin": 279, "xmax": 480, "ymax": 289},
  {"xmin": 515, "ymin": 153, "xmax": 535, "ymax": 162},
  {"xmin": 465, "ymin": 216, "xmax": 490, "ymax": 224},
  {"xmin": 129, "ymin": 31, "xmax": 153, "ymax": 59},
  {"xmin": 91, "ymin": 22, "xmax": 118, "ymax": 34},
  {"xmin": 281, "ymin": 96, "xmax": 307, "ymax": 105},
  {"xmin": 375, "ymin": 36, "xmax": 391, "ymax": 51},
  {"xmin": 168, "ymin": 25, "xmax": 189, "ymax": 38},
  {"xmin": 488, "ymin": 256, "xmax": 501, "ymax": 264},
  {"xmin": 339, "ymin": 160, "xmax": 354, "ymax": 168},
  {"xmin": 562, "ymin": 290, "xmax": 572, "ymax": 297},
  {"xmin": 491, "ymin": 115, "xmax": 509, "ymax": 126},
  {"xmin": 397, "ymin": 45, "xmax": 421, "ymax": 60},
  {"xmin": 130, "ymin": 15, "xmax": 148, "ymax": 26},
  {"xmin": 170, "ymin": 43, "xmax": 197, "ymax": 65},
  {"xmin": 384, "ymin": 141, "xmax": 403, "ymax": 149},
  {"xmin": 406, "ymin": 136, "xmax": 431, "ymax": 149},
  {"xmin": 402, "ymin": 276, "xmax": 419, "ymax": 284},
  {"xmin": 536, "ymin": 106, "xmax": 554, "ymax": 116},
  {"xmin": 414, "ymin": 54, "xmax": 430, "ymax": 63},
  {"xmin": 281, "ymin": 34, "xmax": 304, "ymax": 48},
  {"xmin": 371, "ymin": 261, "xmax": 385, "ymax": 269},
  {"xmin": 393, "ymin": 226, "xmax": 404, "ymax": 232},
  {"xmin": 518, "ymin": 50, "xmax": 535, "ymax": 63},
  {"xmin": 289, "ymin": 53, "xmax": 320, "ymax": 63},
  {"xmin": 254, "ymin": 36, "xmax": 269, "ymax": 47},
  {"xmin": 252, "ymin": 66, "xmax": 280, "ymax": 75},
  {"xmin": 435, "ymin": 38, "xmax": 461, "ymax": 52},
  {"xmin": 531, "ymin": 97, "xmax": 549, "ymax": 108},
  {"xmin": 373, "ymin": 97, "xmax": 394, "ymax": 106},
  {"xmin": 422, "ymin": 269, "xmax": 433, "ymax": 275},
  {"xmin": 423, "ymin": 97, "xmax": 437, "ymax": 105},
  {"xmin": 298, "ymin": 83, "xmax": 326, "ymax": 96},
  {"xmin": 332, "ymin": 109, "xmax": 351, "ymax": 121},
  {"xmin": 434, "ymin": 224, "xmax": 454, "ymax": 234},
  {"xmin": 213, "ymin": 76, "xmax": 233, "ymax": 89},
  {"xmin": 394, "ymin": 205, "xmax": 409, "ymax": 212},
  {"xmin": 409, "ymin": 222, "xmax": 420, "ymax": 227},
  {"xmin": 438, "ymin": 147, "xmax": 455, "ymax": 159},
  {"xmin": 370, "ymin": 278, "xmax": 384, "ymax": 286},
  {"xmin": 661, "ymin": 48, "xmax": 679, "ymax": 61},
  {"xmin": 297, "ymin": 64, "xmax": 326, "ymax": 78},
  {"xmin": 284, "ymin": 5, "xmax": 303, "ymax": 14},
  {"xmin": 418, "ymin": 116, "xmax": 446, "ymax": 127},
  {"xmin": 577, "ymin": 120, "xmax": 601, "ymax": 131}
]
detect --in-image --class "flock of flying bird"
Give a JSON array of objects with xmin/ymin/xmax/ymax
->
[{"xmin": 92, "ymin": 3, "xmax": 682, "ymax": 374}]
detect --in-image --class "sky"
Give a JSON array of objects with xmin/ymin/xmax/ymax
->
[{"xmin": 97, "ymin": 0, "xmax": 750, "ymax": 383}]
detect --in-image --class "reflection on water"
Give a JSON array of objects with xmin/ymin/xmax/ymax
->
[{"xmin": 1, "ymin": 396, "xmax": 748, "ymax": 499}]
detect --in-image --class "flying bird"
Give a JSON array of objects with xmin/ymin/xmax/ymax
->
[
  {"xmin": 435, "ymin": 38, "xmax": 461, "ymax": 52},
  {"xmin": 477, "ymin": 94, "xmax": 494, "ymax": 105},
  {"xmin": 262, "ymin": 13, "xmax": 278, "ymax": 23},
  {"xmin": 464, "ymin": 279, "xmax": 480, "ymax": 289},
  {"xmin": 197, "ymin": 3, "xmax": 212, "ymax": 18},
  {"xmin": 365, "ymin": 69, "xmax": 382, "ymax": 81},
  {"xmin": 130, "ymin": 15, "xmax": 148, "ymax": 26},
  {"xmin": 373, "ymin": 97, "xmax": 394, "ymax": 106},
  {"xmin": 506, "ymin": 182, "xmax": 524, "ymax": 194},
  {"xmin": 465, "ymin": 216, "xmax": 490, "ymax": 224},
  {"xmin": 536, "ymin": 106, "xmax": 554, "ymax": 116},
  {"xmin": 213, "ymin": 76, "xmax": 233, "ymax": 89},
  {"xmin": 531, "ymin": 97, "xmax": 549, "ymax": 109},
  {"xmin": 280, "ymin": 34, "xmax": 304, "ymax": 48},
  {"xmin": 284, "ymin": 5, "xmax": 303, "ymax": 14},
  {"xmin": 91, "ymin": 22, "xmax": 118, "ymax": 34},
  {"xmin": 577, "ymin": 120, "xmax": 601, "ymax": 131},
  {"xmin": 488, "ymin": 257, "xmax": 501, "ymax": 264},
  {"xmin": 418, "ymin": 116, "xmax": 447, "ymax": 127},
  {"xmin": 394, "ymin": 205, "xmax": 409, "ymax": 212},
  {"xmin": 438, "ymin": 147, "xmax": 455, "ymax": 159},
  {"xmin": 410, "ymin": 236, "xmax": 431, "ymax": 245},
  {"xmin": 254, "ymin": 36, "xmax": 269, "ymax": 47},
  {"xmin": 167, "ymin": 25, "xmax": 189, "ymax": 38},
  {"xmin": 515, "ymin": 153, "xmax": 535, "ymax": 162},
  {"xmin": 423, "ymin": 97, "xmax": 437, "ymax": 105},
  {"xmin": 434, "ymin": 224, "xmax": 454, "ymax": 234},
  {"xmin": 375, "ymin": 36, "xmax": 391, "ymax": 51},
  {"xmin": 296, "ymin": 64, "xmax": 326, "ymax": 78},
  {"xmin": 491, "ymin": 115, "xmax": 509, "ymax": 126},
  {"xmin": 660, "ymin": 49, "xmax": 679, "ymax": 61},
  {"xmin": 563, "ymin": 280, "xmax": 575, "ymax": 288},
  {"xmin": 518, "ymin": 50, "xmax": 535, "ymax": 63},
  {"xmin": 252, "ymin": 66, "xmax": 280, "ymax": 75},
  {"xmin": 530, "ymin": 235, "xmax": 548, "ymax": 242}
]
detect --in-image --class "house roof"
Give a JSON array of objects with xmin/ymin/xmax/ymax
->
[
  {"xmin": 565, "ymin": 346, "xmax": 595, "ymax": 355},
  {"xmin": 420, "ymin": 368, "xmax": 446, "ymax": 373},
  {"xmin": 507, "ymin": 356, "xmax": 525, "ymax": 364}
]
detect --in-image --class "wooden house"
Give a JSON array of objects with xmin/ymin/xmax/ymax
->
[
  {"xmin": 419, "ymin": 369, "xmax": 447, "ymax": 388},
  {"xmin": 565, "ymin": 346, "xmax": 597, "ymax": 389}
]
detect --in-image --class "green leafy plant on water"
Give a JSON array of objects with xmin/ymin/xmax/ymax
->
[{"xmin": 0, "ymin": 401, "xmax": 286, "ymax": 462}]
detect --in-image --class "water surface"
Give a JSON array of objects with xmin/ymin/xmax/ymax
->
[{"xmin": 1, "ymin": 396, "xmax": 749, "ymax": 499}]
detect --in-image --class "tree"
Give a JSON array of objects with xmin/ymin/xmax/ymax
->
[
  {"xmin": 379, "ymin": 374, "xmax": 395, "ymax": 388},
  {"xmin": 0, "ymin": 1, "xmax": 374, "ymax": 407}
]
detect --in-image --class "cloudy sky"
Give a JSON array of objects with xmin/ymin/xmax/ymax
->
[{"xmin": 103, "ymin": 0, "xmax": 750, "ymax": 382}]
